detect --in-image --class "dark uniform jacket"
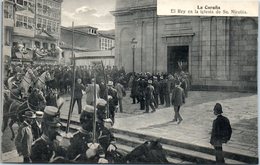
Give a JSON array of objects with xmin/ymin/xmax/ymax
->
[
  {"xmin": 210, "ymin": 115, "xmax": 232, "ymax": 146},
  {"xmin": 31, "ymin": 121, "xmax": 43, "ymax": 141},
  {"xmin": 67, "ymin": 130, "xmax": 105, "ymax": 162},
  {"xmin": 31, "ymin": 134, "xmax": 66, "ymax": 163},
  {"xmin": 98, "ymin": 127, "xmax": 116, "ymax": 151}
]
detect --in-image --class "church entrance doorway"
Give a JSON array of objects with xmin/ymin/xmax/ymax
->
[{"xmin": 167, "ymin": 46, "xmax": 189, "ymax": 74}]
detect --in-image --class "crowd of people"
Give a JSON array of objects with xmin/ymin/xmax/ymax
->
[{"xmin": 4, "ymin": 62, "xmax": 232, "ymax": 163}]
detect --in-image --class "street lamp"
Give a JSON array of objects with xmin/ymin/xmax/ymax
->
[{"xmin": 131, "ymin": 38, "xmax": 137, "ymax": 73}]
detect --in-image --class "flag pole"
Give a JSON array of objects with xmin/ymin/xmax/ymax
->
[{"xmin": 66, "ymin": 21, "xmax": 75, "ymax": 133}]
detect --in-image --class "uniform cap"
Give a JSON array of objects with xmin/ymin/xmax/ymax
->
[
  {"xmin": 36, "ymin": 111, "xmax": 44, "ymax": 118},
  {"xmin": 107, "ymin": 81, "xmax": 113, "ymax": 86},
  {"xmin": 148, "ymin": 80, "xmax": 153, "ymax": 84},
  {"xmin": 160, "ymin": 76, "xmax": 164, "ymax": 80},
  {"xmin": 83, "ymin": 105, "xmax": 94, "ymax": 113},
  {"xmin": 44, "ymin": 106, "xmax": 59, "ymax": 116},
  {"xmin": 104, "ymin": 118, "xmax": 113, "ymax": 125},
  {"xmin": 107, "ymin": 95, "xmax": 113, "ymax": 100},
  {"xmin": 23, "ymin": 111, "xmax": 36, "ymax": 119},
  {"xmin": 153, "ymin": 76, "xmax": 158, "ymax": 80},
  {"xmin": 97, "ymin": 99, "xmax": 107, "ymax": 106}
]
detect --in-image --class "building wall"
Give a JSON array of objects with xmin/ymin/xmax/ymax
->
[
  {"xmin": 60, "ymin": 28, "xmax": 100, "ymax": 51},
  {"xmin": 113, "ymin": 0, "xmax": 257, "ymax": 91},
  {"xmin": 99, "ymin": 36, "xmax": 115, "ymax": 50}
]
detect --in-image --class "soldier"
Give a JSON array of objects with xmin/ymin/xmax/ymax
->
[
  {"xmin": 31, "ymin": 106, "xmax": 66, "ymax": 163},
  {"xmin": 67, "ymin": 104, "xmax": 107, "ymax": 163},
  {"xmin": 15, "ymin": 111, "xmax": 35, "ymax": 163},
  {"xmin": 98, "ymin": 118, "xmax": 118, "ymax": 163},
  {"xmin": 138, "ymin": 77, "xmax": 147, "ymax": 110}
]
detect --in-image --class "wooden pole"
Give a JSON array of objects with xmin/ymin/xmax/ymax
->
[
  {"xmin": 92, "ymin": 74, "xmax": 97, "ymax": 143},
  {"xmin": 66, "ymin": 21, "xmax": 75, "ymax": 133}
]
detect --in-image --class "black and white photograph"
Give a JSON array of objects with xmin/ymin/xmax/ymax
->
[{"xmin": 1, "ymin": 0, "xmax": 258, "ymax": 164}]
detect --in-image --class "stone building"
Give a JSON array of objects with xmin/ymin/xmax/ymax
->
[
  {"xmin": 99, "ymin": 32, "xmax": 115, "ymax": 50},
  {"xmin": 3, "ymin": 0, "xmax": 63, "ymax": 64},
  {"xmin": 60, "ymin": 26, "xmax": 100, "ymax": 64},
  {"xmin": 112, "ymin": 0, "xmax": 257, "ymax": 91}
]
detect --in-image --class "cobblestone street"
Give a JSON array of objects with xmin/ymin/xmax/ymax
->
[{"xmin": 2, "ymin": 91, "xmax": 257, "ymax": 162}]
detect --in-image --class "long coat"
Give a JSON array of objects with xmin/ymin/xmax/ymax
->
[
  {"xmin": 210, "ymin": 115, "xmax": 232, "ymax": 146},
  {"xmin": 86, "ymin": 84, "xmax": 100, "ymax": 104},
  {"xmin": 74, "ymin": 82, "xmax": 85, "ymax": 99},
  {"xmin": 171, "ymin": 86, "xmax": 185, "ymax": 106},
  {"xmin": 15, "ymin": 121, "xmax": 33, "ymax": 157}
]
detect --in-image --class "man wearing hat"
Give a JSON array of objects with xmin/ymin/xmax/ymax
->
[
  {"xmin": 171, "ymin": 80, "xmax": 185, "ymax": 124},
  {"xmin": 15, "ymin": 111, "xmax": 36, "ymax": 163},
  {"xmin": 31, "ymin": 106, "xmax": 66, "ymax": 163},
  {"xmin": 152, "ymin": 76, "xmax": 160, "ymax": 108},
  {"xmin": 67, "ymin": 104, "xmax": 107, "ymax": 163},
  {"xmin": 107, "ymin": 81, "xmax": 118, "ymax": 122},
  {"xmin": 210, "ymin": 103, "xmax": 232, "ymax": 163},
  {"xmin": 144, "ymin": 80, "xmax": 156, "ymax": 113},
  {"xmin": 31, "ymin": 111, "xmax": 44, "ymax": 140},
  {"xmin": 158, "ymin": 76, "xmax": 165, "ymax": 105}
]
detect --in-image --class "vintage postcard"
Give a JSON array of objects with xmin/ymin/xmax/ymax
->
[{"xmin": 1, "ymin": 0, "xmax": 258, "ymax": 164}]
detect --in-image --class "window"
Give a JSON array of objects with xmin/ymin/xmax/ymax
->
[
  {"xmin": 51, "ymin": 43, "xmax": 56, "ymax": 49},
  {"xmin": 16, "ymin": 15, "xmax": 23, "ymax": 27},
  {"xmin": 4, "ymin": 4, "xmax": 13, "ymax": 19},
  {"xmin": 56, "ymin": 23, "xmax": 59, "ymax": 32},
  {"xmin": 35, "ymin": 41, "xmax": 40, "ymax": 48},
  {"xmin": 23, "ymin": 17, "xmax": 27, "ymax": 28},
  {"xmin": 42, "ymin": 19, "xmax": 46, "ymax": 29},
  {"xmin": 37, "ymin": 18, "xmax": 42, "ymax": 28},
  {"xmin": 52, "ymin": 22, "xmax": 56, "ymax": 32},
  {"xmin": 43, "ymin": 42, "xmax": 48, "ymax": 49},
  {"xmin": 28, "ymin": 17, "xmax": 33, "ymax": 29},
  {"xmin": 47, "ymin": 20, "xmax": 51, "ymax": 32},
  {"xmin": 17, "ymin": 0, "xmax": 23, "ymax": 5}
]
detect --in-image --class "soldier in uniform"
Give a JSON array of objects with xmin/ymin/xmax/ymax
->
[
  {"xmin": 152, "ymin": 76, "xmax": 160, "ymax": 108},
  {"xmin": 31, "ymin": 106, "xmax": 66, "ymax": 163},
  {"xmin": 67, "ymin": 104, "xmax": 107, "ymax": 163}
]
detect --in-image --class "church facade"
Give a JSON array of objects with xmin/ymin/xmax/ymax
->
[{"xmin": 112, "ymin": 0, "xmax": 257, "ymax": 91}]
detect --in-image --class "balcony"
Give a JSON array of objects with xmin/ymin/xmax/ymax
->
[
  {"xmin": 3, "ymin": 18, "xmax": 14, "ymax": 27},
  {"xmin": 13, "ymin": 27, "xmax": 34, "ymax": 38}
]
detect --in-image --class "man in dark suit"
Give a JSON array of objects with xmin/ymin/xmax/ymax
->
[
  {"xmin": 31, "ymin": 111, "xmax": 44, "ymax": 141},
  {"xmin": 171, "ymin": 80, "xmax": 185, "ymax": 124},
  {"xmin": 72, "ymin": 78, "xmax": 85, "ymax": 114},
  {"xmin": 210, "ymin": 103, "xmax": 232, "ymax": 164}
]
